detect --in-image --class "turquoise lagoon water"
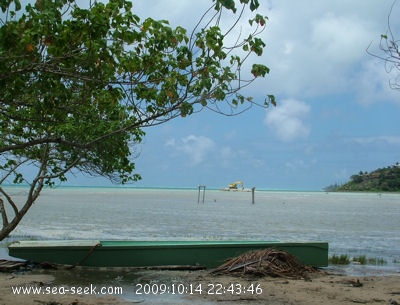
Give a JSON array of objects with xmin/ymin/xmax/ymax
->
[{"xmin": 1, "ymin": 187, "xmax": 400, "ymax": 273}]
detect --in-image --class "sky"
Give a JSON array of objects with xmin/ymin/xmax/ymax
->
[{"xmin": 72, "ymin": 0, "xmax": 400, "ymax": 190}]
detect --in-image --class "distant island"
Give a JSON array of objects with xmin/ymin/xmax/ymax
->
[{"xmin": 325, "ymin": 163, "xmax": 400, "ymax": 192}]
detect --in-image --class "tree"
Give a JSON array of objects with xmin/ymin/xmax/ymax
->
[
  {"xmin": 367, "ymin": 0, "xmax": 400, "ymax": 90},
  {"xmin": 350, "ymin": 174, "xmax": 363, "ymax": 184},
  {"xmin": 0, "ymin": 0, "xmax": 274, "ymax": 240}
]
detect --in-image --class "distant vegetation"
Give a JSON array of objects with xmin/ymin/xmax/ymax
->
[{"xmin": 325, "ymin": 163, "xmax": 400, "ymax": 192}]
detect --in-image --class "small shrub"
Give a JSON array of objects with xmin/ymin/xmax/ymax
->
[
  {"xmin": 352, "ymin": 255, "xmax": 367, "ymax": 265},
  {"xmin": 367, "ymin": 257, "xmax": 387, "ymax": 265},
  {"xmin": 352, "ymin": 255, "xmax": 387, "ymax": 265},
  {"xmin": 329, "ymin": 254, "xmax": 350, "ymax": 265}
]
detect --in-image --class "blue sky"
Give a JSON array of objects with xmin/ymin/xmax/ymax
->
[{"xmin": 73, "ymin": 0, "xmax": 400, "ymax": 190}]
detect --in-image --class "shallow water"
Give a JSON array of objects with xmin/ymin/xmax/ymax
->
[
  {"xmin": 2, "ymin": 187, "xmax": 400, "ymax": 269},
  {"xmin": 2, "ymin": 187, "xmax": 399, "ymax": 304}
]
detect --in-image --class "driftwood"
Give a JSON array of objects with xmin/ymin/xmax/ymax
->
[
  {"xmin": 0, "ymin": 259, "xmax": 60, "ymax": 272},
  {"xmin": 143, "ymin": 265, "xmax": 206, "ymax": 271},
  {"xmin": 211, "ymin": 248, "xmax": 316, "ymax": 279},
  {"xmin": 0, "ymin": 259, "xmax": 27, "ymax": 272}
]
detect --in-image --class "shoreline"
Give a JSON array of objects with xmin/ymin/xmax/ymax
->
[
  {"xmin": 6, "ymin": 183, "xmax": 400, "ymax": 193},
  {"xmin": 1, "ymin": 266, "xmax": 400, "ymax": 305}
]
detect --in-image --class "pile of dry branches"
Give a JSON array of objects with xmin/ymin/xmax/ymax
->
[{"xmin": 211, "ymin": 248, "xmax": 315, "ymax": 279}]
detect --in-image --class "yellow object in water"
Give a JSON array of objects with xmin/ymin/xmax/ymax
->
[{"xmin": 229, "ymin": 181, "xmax": 244, "ymax": 189}]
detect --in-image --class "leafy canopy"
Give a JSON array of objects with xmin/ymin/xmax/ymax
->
[
  {"xmin": 0, "ymin": 0, "xmax": 273, "ymax": 185},
  {"xmin": 0, "ymin": 0, "xmax": 274, "ymax": 239}
]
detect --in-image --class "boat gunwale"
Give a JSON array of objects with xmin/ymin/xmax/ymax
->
[{"xmin": 9, "ymin": 240, "xmax": 328, "ymax": 250}]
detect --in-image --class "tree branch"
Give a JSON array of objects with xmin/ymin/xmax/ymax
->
[
  {"xmin": 0, "ymin": 187, "xmax": 19, "ymax": 220},
  {"xmin": 0, "ymin": 198, "xmax": 9, "ymax": 228}
]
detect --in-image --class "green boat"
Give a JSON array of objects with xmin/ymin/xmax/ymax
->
[{"xmin": 8, "ymin": 240, "xmax": 328, "ymax": 268}]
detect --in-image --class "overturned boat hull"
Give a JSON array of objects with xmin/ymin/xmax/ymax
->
[{"xmin": 9, "ymin": 240, "xmax": 329, "ymax": 268}]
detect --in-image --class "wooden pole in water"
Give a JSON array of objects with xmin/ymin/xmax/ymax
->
[
  {"xmin": 198, "ymin": 185, "xmax": 206, "ymax": 203},
  {"xmin": 197, "ymin": 186, "xmax": 200, "ymax": 203},
  {"xmin": 251, "ymin": 187, "xmax": 255, "ymax": 204}
]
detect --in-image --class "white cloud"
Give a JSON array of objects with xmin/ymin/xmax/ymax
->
[
  {"xmin": 264, "ymin": 99, "xmax": 310, "ymax": 142},
  {"xmin": 349, "ymin": 135, "xmax": 400, "ymax": 146},
  {"xmin": 131, "ymin": 0, "xmax": 400, "ymax": 105},
  {"xmin": 254, "ymin": 0, "xmax": 399, "ymax": 102},
  {"xmin": 165, "ymin": 135, "xmax": 215, "ymax": 165},
  {"xmin": 355, "ymin": 59, "xmax": 400, "ymax": 106},
  {"xmin": 311, "ymin": 13, "xmax": 371, "ymax": 64}
]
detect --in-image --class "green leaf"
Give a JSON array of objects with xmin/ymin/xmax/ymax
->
[
  {"xmin": 266, "ymin": 95, "xmax": 276, "ymax": 107},
  {"xmin": 249, "ymin": 0, "xmax": 259, "ymax": 11},
  {"xmin": 216, "ymin": 0, "xmax": 236, "ymax": 13},
  {"xmin": 251, "ymin": 64, "xmax": 270, "ymax": 77},
  {"xmin": 15, "ymin": 0, "xmax": 21, "ymax": 11}
]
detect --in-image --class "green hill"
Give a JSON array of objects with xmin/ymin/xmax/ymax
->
[{"xmin": 328, "ymin": 164, "xmax": 400, "ymax": 192}]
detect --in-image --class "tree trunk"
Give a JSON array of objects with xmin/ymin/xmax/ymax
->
[
  {"xmin": 0, "ymin": 197, "xmax": 35, "ymax": 241},
  {"xmin": 0, "ymin": 176, "xmax": 44, "ymax": 241}
]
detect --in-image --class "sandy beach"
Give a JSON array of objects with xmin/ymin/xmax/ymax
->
[{"xmin": 1, "ymin": 267, "xmax": 400, "ymax": 305}]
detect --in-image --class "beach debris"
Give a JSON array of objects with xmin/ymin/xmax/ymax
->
[
  {"xmin": 341, "ymin": 278, "xmax": 364, "ymax": 287},
  {"xmin": 349, "ymin": 279, "xmax": 363, "ymax": 287},
  {"xmin": 0, "ymin": 259, "xmax": 27, "ymax": 272},
  {"xmin": 144, "ymin": 265, "xmax": 206, "ymax": 271},
  {"xmin": 211, "ymin": 248, "xmax": 316, "ymax": 279},
  {"xmin": 0, "ymin": 259, "xmax": 60, "ymax": 273},
  {"xmin": 351, "ymin": 299, "xmax": 368, "ymax": 304}
]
